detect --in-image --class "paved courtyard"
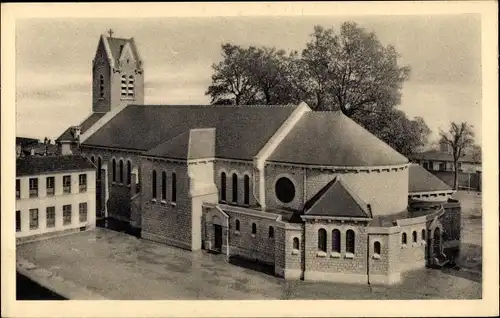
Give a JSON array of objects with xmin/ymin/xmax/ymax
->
[{"xmin": 16, "ymin": 191, "xmax": 482, "ymax": 300}]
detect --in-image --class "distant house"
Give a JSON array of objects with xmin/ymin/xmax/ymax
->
[
  {"xmin": 16, "ymin": 137, "xmax": 39, "ymax": 158},
  {"xmin": 16, "ymin": 137, "xmax": 59, "ymax": 158},
  {"xmin": 15, "ymin": 155, "xmax": 97, "ymax": 244}
]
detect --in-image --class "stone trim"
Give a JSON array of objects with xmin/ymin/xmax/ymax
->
[
  {"xmin": 16, "ymin": 227, "xmax": 84, "ymax": 245},
  {"xmin": 369, "ymin": 273, "xmax": 401, "ymax": 285},
  {"xmin": 304, "ymin": 271, "xmax": 368, "ymax": 285},
  {"xmin": 141, "ymin": 231, "xmax": 192, "ymax": 251},
  {"xmin": 266, "ymin": 161, "xmax": 411, "ymax": 172}
]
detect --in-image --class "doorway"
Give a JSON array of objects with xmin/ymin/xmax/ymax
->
[
  {"xmin": 433, "ymin": 227, "xmax": 441, "ymax": 256},
  {"xmin": 213, "ymin": 224, "xmax": 223, "ymax": 251}
]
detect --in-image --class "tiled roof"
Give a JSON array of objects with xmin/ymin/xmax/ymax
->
[
  {"xmin": 56, "ymin": 113, "xmax": 105, "ymax": 142},
  {"xmin": 408, "ymin": 164, "xmax": 452, "ymax": 193},
  {"xmin": 269, "ymin": 111, "xmax": 408, "ymax": 167},
  {"xmin": 16, "ymin": 137, "xmax": 39, "ymax": 146},
  {"xmin": 411, "ymin": 150, "xmax": 478, "ymax": 163},
  {"xmin": 83, "ymin": 104, "xmax": 297, "ymax": 160},
  {"xmin": 107, "ymin": 37, "xmax": 140, "ymax": 64},
  {"xmin": 304, "ymin": 178, "xmax": 371, "ymax": 218},
  {"xmin": 16, "ymin": 155, "xmax": 95, "ymax": 176}
]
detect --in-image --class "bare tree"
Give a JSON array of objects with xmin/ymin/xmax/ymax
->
[{"xmin": 440, "ymin": 122, "xmax": 475, "ymax": 189}]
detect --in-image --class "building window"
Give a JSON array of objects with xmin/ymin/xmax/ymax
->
[
  {"xmin": 46, "ymin": 176, "xmax": 55, "ymax": 196},
  {"xmin": 99, "ymin": 75, "xmax": 105, "ymax": 98},
  {"xmin": 318, "ymin": 228, "xmax": 327, "ymax": 252},
  {"xmin": 161, "ymin": 171, "xmax": 167, "ymax": 200},
  {"xmin": 332, "ymin": 229, "xmax": 341, "ymax": 253},
  {"xmin": 220, "ymin": 172, "xmax": 226, "ymax": 202},
  {"xmin": 232, "ymin": 173, "xmax": 238, "ymax": 203},
  {"xmin": 275, "ymin": 177, "xmax": 295, "ymax": 204},
  {"xmin": 128, "ymin": 75, "xmax": 135, "ymax": 97},
  {"xmin": 244, "ymin": 175, "xmax": 250, "ymax": 205},
  {"xmin": 63, "ymin": 175, "xmax": 71, "ymax": 194},
  {"xmin": 79, "ymin": 174, "xmax": 87, "ymax": 192},
  {"xmin": 121, "ymin": 75, "xmax": 127, "ymax": 98},
  {"xmin": 91, "ymin": 156, "xmax": 95, "ymax": 164},
  {"xmin": 423, "ymin": 162, "xmax": 429, "ymax": 170},
  {"xmin": 293, "ymin": 237, "xmax": 299, "ymax": 250},
  {"xmin": 29, "ymin": 178, "xmax": 38, "ymax": 198},
  {"xmin": 112, "ymin": 158, "xmax": 116, "ymax": 182},
  {"xmin": 127, "ymin": 161, "xmax": 132, "ymax": 185},
  {"xmin": 402, "ymin": 232, "xmax": 407, "ymax": 245},
  {"xmin": 346, "ymin": 230, "xmax": 355, "ymax": 254},
  {"xmin": 29, "ymin": 208, "xmax": 38, "ymax": 230},
  {"xmin": 46, "ymin": 206, "xmax": 55, "ymax": 228},
  {"xmin": 171, "ymin": 172, "xmax": 177, "ymax": 202},
  {"xmin": 252, "ymin": 223, "xmax": 257, "ymax": 235},
  {"xmin": 16, "ymin": 210, "xmax": 21, "ymax": 232},
  {"xmin": 119, "ymin": 160, "xmax": 124, "ymax": 183},
  {"xmin": 269, "ymin": 226, "xmax": 274, "ymax": 238},
  {"xmin": 439, "ymin": 162, "xmax": 446, "ymax": 171},
  {"xmin": 152, "ymin": 170, "xmax": 157, "ymax": 199},
  {"xmin": 63, "ymin": 205, "xmax": 72, "ymax": 225},
  {"xmin": 374, "ymin": 241, "xmax": 381, "ymax": 255},
  {"xmin": 421, "ymin": 229, "xmax": 426, "ymax": 241},
  {"xmin": 235, "ymin": 219, "xmax": 240, "ymax": 232},
  {"xmin": 16, "ymin": 179, "xmax": 20, "ymax": 199},
  {"xmin": 412, "ymin": 231, "xmax": 418, "ymax": 243},
  {"xmin": 79, "ymin": 202, "xmax": 88, "ymax": 222},
  {"xmin": 97, "ymin": 157, "xmax": 102, "ymax": 180}
]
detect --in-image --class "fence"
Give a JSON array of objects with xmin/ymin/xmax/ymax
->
[{"xmin": 430, "ymin": 170, "xmax": 481, "ymax": 191}]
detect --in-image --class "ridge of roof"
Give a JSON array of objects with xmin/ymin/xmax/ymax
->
[{"xmin": 16, "ymin": 155, "xmax": 95, "ymax": 176}]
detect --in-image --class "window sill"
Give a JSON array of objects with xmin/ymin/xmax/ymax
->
[
  {"xmin": 160, "ymin": 200, "xmax": 167, "ymax": 205},
  {"xmin": 401, "ymin": 244, "xmax": 407, "ymax": 249},
  {"xmin": 151, "ymin": 198, "xmax": 157, "ymax": 203},
  {"xmin": 127, "ymin": 184, "xmax": 131, "ymax": 188},
  {"xmin": 170, "ymin": 202, "xmax": 177, "ymax": 207},
  {"xmin": 330, "ymin": 252, "xmax": 341, "ymax": 258},
  {"xmin": 251, "ymin": 234, "xmax": 256, "ymax": 238},
  {"xmin": 119, "ymin": 183, "xmax": 124, "ymax": 186},
  {"xmin": 344, "ymin": 253, "xmax": 355, "ymax": 259},
  {"xmin": 372, "ymin": 254, "xmax": 381, "ymax": 260},
  {"xmin": 316, "ymin": 251, "xmax": 327, "ymax": 258},
  {"xmin": 421, "ymin": 240, "xmax": 426, "ymax": 245},
  {"xmin": 412, "ymin": 242, "xmax": 419, "ymax": 248},
  {"xmin": 291, "ymin": 249, "xmax": 300, "ymax": 255},
  {"xmin": 234, "ymin": 231, "xmax": 240, "ymax": 235}
]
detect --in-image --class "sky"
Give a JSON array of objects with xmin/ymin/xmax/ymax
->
[{"xmin": 15, "ymin": 14, "xmax": 482, "ymax": 145}]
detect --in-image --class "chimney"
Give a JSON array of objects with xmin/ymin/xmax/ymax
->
[{"xmin": 30, "ymin": 148, "xmax": 35, "ymax": 156}]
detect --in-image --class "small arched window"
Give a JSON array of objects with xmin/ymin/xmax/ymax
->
[
  {"xmin": 412, "ymin": 231, "xmax": 418, "ymax": 243},
  {"xmin": 269, "ymin": 226, "xmax": 274, "ymax": 238},
  {"xmin": 171, "ymin": 172, "xmax": 177, "ymax": 202},
  {"xmin": 293, "ymin": 237, "xmax": 299, "ymax": 250},
  {"xmin": 161, "ymin": 171, "xmax": 167, "ymax": 200},
  {"xmin": 235, "ymin": 219, "xmax": 240, "ymax": 231},
  {"xmin": 99, "ymin": 75, "xmax": 104, "ymax": 98},
  {"xmin": 121, "ymin": 75, "xmax": 127, "ymax": 98},
  {"xmin": 112, "ymin": 158, "xmax": 116, "ymax": 182},
  {"xmin": 402, "ymin": 232, "xmax": 407, "ymax": 245},
  {"xmin": 91, "ymin": 156, "xmax": 95, "ymax": 164},
  {"xmin": 332, "ymin": 229, "xmax": 341, "ymax": 253},
  {"xmin": 128, "ymin": 75, "xmax": 135, "ymax": 97},
  {"xmin": 374, "ymin": 241, "xmax": 381, "ymax": 255},
  {"xmin": 318, "ymin": 228, "xmax": 327, "ymax": 252},
  {"xmin": 127, "ymin": 161, "xmax": 132, "ymax": 185},
  {"xmin": 421, "ymin": 229, "xmax": 426, "ymax": 241},
  {"xmin": 232, "ymin": 173, "xmax": 238, "ymax": 203},
  {"xmin": 119, "ymin": 160, "xmax": 124, "ymax": 183},
  {"xmin": 220, "ymin": 172, "xmax": 226, "ymax": 202},
  {"xmin": 346, "ymin": 230, "xmax": 355, "ymax": 254},
  {"xmin": 244, "ymin": 175, "xmax": 250, "ymax": 205},
  {"xmin": 252, "ymin": 223, "xmax": 257, "ymax": 235},
  {"xmin": 152, "ymin": 170, "xmax": 157, "ymax": 199}
]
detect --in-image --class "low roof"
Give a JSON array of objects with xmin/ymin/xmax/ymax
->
[
  {"xmin": 304, "ymin": 178, "xmax": 371, "ymax": 218},
  {"xmin": 411, "ymin": 150, "xmax": 479, "ymax": 163},
  {"xmin": 56, "ymin": 113, "xmax": 105, "ymax": 142},
  {"xmin": 83, "ymin": 104, "xmax": 297, "ymax": 160},
  {"xmin": 408, "ymin": 164, "xmax": 452, "ymax": 193},
  {"xmin": 269, "ymin": 111, "xmax": 408, "ymax": 167},
  {"xmin": 17, "ymin": 155, "xmax": 95, "ymax": 176},
  {"xmin": 16, "ymin": 137, "xmax": 39, "ymax": 146}
]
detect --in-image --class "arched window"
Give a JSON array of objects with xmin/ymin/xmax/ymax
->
[
  {"xmin": 412, "ymin": 231, "xmax": 417, "ymax": 243},
  {"xmin": 421, "ymin": 229, "xmax": 426, "ymax": 241},
  {"xmin": 97, "ymin": 157, "xmax": 102, "ymax": 180},
  {"xmin": 99, "ymin": 75, "xmax": 104, "ymax": 98},
  {"xmin": 235, "ymin": 219, "xmax": 240, "ymax": 231},
  {"xmin": 232, "ymin": 173, "xmax": 238, "ymax": 203},
  {"xmin": 161, "ymin": 171, "xmax": 167, "ymax": 200},
  {"xmin": 121, "ymin": 75, "xmax": 127, "ymax": 98},
  {"xmin": 318, "ymin": 229, "xmax": 327, "ymax": 252},
  {"xmin": 252, "ymin": 223, "xmax": 257, "ymax": 235},
  {"xmin": 152, "ymin": 170, "xmax": 157, "ymax": 199},
  {"xmin": 128, "ymin": 75, "xmax": 135, "ymax": 97},
  {"xmin": 346, "ymin": 230, "xmax": 355, "ymax": 254},
  {"xmin": 112, "ymin": 158, "xmax": 116, "ymax": 182},
  {"xmin": 269, "ymin": 226, "xmax": 274, "ymax": 238},
  {"xmin": 91, "ymin": 156, "xmax": 95, "ymax": 164},
  {"xmin": 244, "ymin": 175, "xmax": 250, "ymax": 205},
  {"xmin": 171, "ymin": 172, "xmax": 177, "ymax": 202},
  {"xmin": 119, "ymin": 160, "xmax": 124, "ymax": 183},
  {"xmin": 127, "ymin": 161, "xmax": 131, "ymax": 185},
  {"xmin": 374, "ymin": 241, "xmax": 381, "ymax": 255},
  {"xmin": 293, "ymin": 237, "xmax": 299, "ymax": 250},
  {"xmin": 402, "ymin": 232, "xmax": 407, "ymax": 245},
  {"xmin": 220, "ymin": 172, "xmax": 226, "ymax": 202},
  {"xmin": 332, "ymin": 229, "xmax": 341, "ymax": 253}
]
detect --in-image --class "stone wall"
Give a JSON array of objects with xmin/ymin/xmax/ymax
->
[{"xmin": 214, "ymin": 160, "xmax": 255, "ymax": 206}]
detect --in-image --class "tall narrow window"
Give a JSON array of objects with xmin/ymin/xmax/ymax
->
[
  {"xmin": 99, "ymin": 75, "xmax": 105, "ymax": 98},
  {"xmin": 127, "ymin": 161, "xmax": 132, "ymax": 185},
  {"xmin": 171, "ymin": 172, "xmax": 177, "ymax": 202},
  {"xmin": 293, "ymin": 237, "xmax": 299, "ymax": 250},
  {"xmin": 268, "ymin": 226, "xmax": 274, "ymax": 238},
  {"xmin": 232, "ymin": 173, "xmax": 238, "ymax": 203},
  {"xmin": 29, "ymin": 209, "xmax": 39, "ymax": 230},
  {"xmin": 91, "ymin": 156, "xmax": 95, "ymax": 164},
  {"xmin": 63, "ymin": 175, "xmax": 71, "ymax": 194},
  {"xmin": 128, "ymin": 75, "xmax": 135, "ymax": 97},
  {"xmin": 121, "ymin": 75, "xmax": 127, "ymax": 98},
  {"xmin": 374, "ymin": 241, "xmax": 381, "ymax": 255},
  {"xmin": 244, "ymin": 175, "xmax": 250, "ymax": 205},
  {"xmin": 318, "ymin": 228, "xmax": 327, "ymax": 252},
  {"xmin": 332, "ymin": 229, "xmax": 341, "ymax": 253},
  {"xmin": 46, "ymin": 176, "xmax": 55, "ymax": 196},
  {"xmin": 46, "ymin": 206, "xmax": 55, "ymax": 228},
  {"xmin": 235, "ymin": 219, "xmax": 240, "ymax": 231},
  {"xmin": 112, "ymin": 159, "xmax": 116, "ymax": 182},
  {"xmin": 29, "ymin": 178, "xmax": 38, "ymax": 198},
  {"xmin": 16, "ymin": 210, "xmax": 21, "ymax": 232},
  {"xmin": 79, "ymin": 174, "xmax": 87, "ymax": 192},
  {"xmin": 421, "ymin": 229, "xmax": 426, "ymax": 241},
  {"xmin": 97, "ymin": 157, "xmax": 102, "ymax": 180},
  {"xmin": 152, "ymin": 170, "xmax": 157, "ymax": 199},
  {"xmin": 412, "ymin": 231, "xmax": 418, "ymax": 243},
  {"xmin": 252, "ymin": 223, "xmax": 257, "ymax": 235},
  {"xmin": 79, "ymin": 202, "xmax": 88, "ymax": 222},
  {"xmin": 63, "ymin": 205, "xmax": 72, "ymax": 225},
  {"xmin": 161, "ymin": 171, "xmax": 167, "ymax": 201},
  {"xmin": 402, "ymin": 232, "xmax": 407, "ymax": 245},
  {"xmin": 119, "ymin": 160, "xmax": 124, "ymax": 183},
  {"xmin": 16, "ymin": 179, "xmax": 20, "ymax": 199},
  {"xmin": 346, "ymin": 230, "xmax": 355, "ymax": 254},
  {"xmin": 220, "ymin": 172, "xmax": 226, "ymax": 202}
]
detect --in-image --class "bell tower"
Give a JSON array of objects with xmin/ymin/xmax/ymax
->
[{"xmin": 92, "ymin": 30, "xmax": 144, "ymax": 113}]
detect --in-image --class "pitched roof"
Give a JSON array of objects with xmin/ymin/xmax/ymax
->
[
  {"xmin": 83, "ymin": 104, "xmax": 297, "ymax": 160},
  {"xmin": 411, "ymin": 149, "xmax": 479, "ymax": 163},
  {"xmin": 107, "ymin": 37, "xmax": 140, "ymax": 63},
  {"xmin": 304, "ymin": 178, "xmax": 371, "ymax": 218},
  {"xmin": 56, "ymin": 112, "xmax": 105, "ymax": 142},
  {"xmin": 408, "ymin": 164, "xmax": 452, "ymax": 193},
  {"xmin": 16, "ymin": 155, "xmax": 95, "ymax": 176},
  {"xmin": 16, "ymin": 137, "xmax": 39, "ymax": 146},
  {"xmin": 269, "ymin": 111, "xmax": 408, "ymax": 167}
]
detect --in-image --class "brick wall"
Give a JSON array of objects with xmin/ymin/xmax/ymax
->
[
  {"xmin": 214, "ymin": 161, "xmax": 255, "ymax": 206},
  {"xmin": 283, "ymin": 224, "xmax": 304, "ymax": 279},
  {"xmin": 274, "ymin": 226, "xmax": 286, "ymax": 276},
  {"xmin": 396, "ymin": 224, "xmax": 427, "ymax": 272}
]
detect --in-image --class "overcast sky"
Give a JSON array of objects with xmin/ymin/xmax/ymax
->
[{"xmin": 15, "ymin": 15, "xmax": 482, "ymax": 144}]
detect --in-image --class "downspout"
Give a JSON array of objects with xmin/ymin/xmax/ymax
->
[
  {"xmin": 226, "ymin": 216, "xmax": 230, "ymax": 262},
  {"xmin": 367, "ymin": 231, "xmax": 371, "ymax": 286}
]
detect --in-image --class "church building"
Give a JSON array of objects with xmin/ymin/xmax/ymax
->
[{"xmin": 57, "ymin": 33, "xmax": 462, "ymax": 285}]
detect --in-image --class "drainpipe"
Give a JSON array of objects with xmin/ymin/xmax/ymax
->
[
  {"xmin": 226, "ymin": 216, "xmax": 230, "ymax": 262},
  {"xmin": 367, "ymin": 232, "xmax": 371, "ymax": 286}
]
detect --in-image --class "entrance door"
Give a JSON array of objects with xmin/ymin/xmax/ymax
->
[
  {"xmin": 214, "ymin": 224, "xmax": 223, "ymax": 251},
  {"xmin": 433, "ymin": 228, "xmax": 441, "ymax": 256}
]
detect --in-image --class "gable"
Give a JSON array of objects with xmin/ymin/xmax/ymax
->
[{"xmin": 118, "ymin": 42, "xmax": 136, "ymax": 63}]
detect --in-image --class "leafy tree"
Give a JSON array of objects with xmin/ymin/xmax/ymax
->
[
  {"xmin": 440, "ymin": 122, "xmax": 475, "ymax": 189},
  {"xmin": 470, "ymin": 144, "xmax": 481, "ymax": 163}
]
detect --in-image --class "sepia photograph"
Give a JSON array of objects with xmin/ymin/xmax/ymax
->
[{"xmin": 1, "ymin": 2, "xmax": 498, "ymax": 317}]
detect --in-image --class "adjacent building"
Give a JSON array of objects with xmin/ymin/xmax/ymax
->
[{"xmin": 16, "ymin": 155, "xmax": 97, "ymax": 244}]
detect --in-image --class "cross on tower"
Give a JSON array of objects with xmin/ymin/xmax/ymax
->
[{"xmin": 108, "ymin": 29, "xmax": 114, "ymax": 38}]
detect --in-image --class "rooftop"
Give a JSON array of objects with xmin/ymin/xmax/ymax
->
[
  {"xmin": 411, "ymin": 149, "xmax": 479, "ymax": 163},
  {"xmin": 16, "ymin": 155, "xmax": 95, "ymax": 176},
  {"xmin": 408, "ymin": 164, "xmax": 453, "ymax": 193}
]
